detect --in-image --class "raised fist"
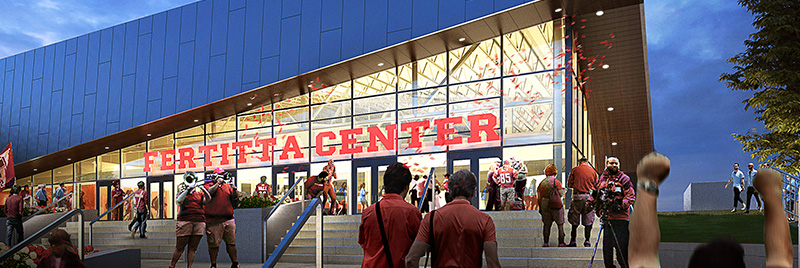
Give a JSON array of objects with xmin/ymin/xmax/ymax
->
[
  {"xmin": 636, "ymin": 152, "xmax": 671, "ymax": 185},
  {"xmin": 753, "ymin": 169, "xmax": 782, "ymax": 200}
]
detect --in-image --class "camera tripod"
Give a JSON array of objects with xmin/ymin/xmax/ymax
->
[{"xmin": 589, "ymin": 213, "xmax": 628, "ymax": 268}]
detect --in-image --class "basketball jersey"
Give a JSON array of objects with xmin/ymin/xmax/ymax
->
[{"xmin": 495, "ymin": 166, "xmax": 517, "ymax": 188}]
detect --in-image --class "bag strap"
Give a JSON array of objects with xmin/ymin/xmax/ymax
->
[
  {"xmin": 429, "ymin": 210, "xmax": 436, "ymax": 267},
  {"xmin": 375, "ymin": 201, "xmax": 394, "ymax": 268}
]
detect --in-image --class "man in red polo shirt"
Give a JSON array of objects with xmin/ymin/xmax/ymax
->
[
  {"xmin": 204, "ymin": 168, "xmax": 240, "ymax": 268},
  {"xmin": 358, "ymin": 162, "xmax": 421, "ymax": 268},
  {"xmin": 567, "ymin": 157, "xmax": 598, "ymax": 247},
  {"xmin": 406, "ymin": 169, "xmax": 501, "ymax": 268}
]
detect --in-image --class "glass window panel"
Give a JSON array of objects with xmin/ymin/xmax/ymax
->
[
  {"xmin": 504, "ymin": 144, "xmax": 565, "ymax": 185},
  {"xmin": 99, "ymin": 150, "xmax": 121, "ymax": 180},
  {"xmin": 77, "ymin": 182, "xmax": 96, "ymax": 210},
  {"xmin": 353, "ymin": 112, "xmax": 396, "ymax": 159},
  {"xmin": 239, "ymin": 111, "xmax": 272, "ymax": 130},
  {"xmin": 398, "ymin": 87, "xmax": 446, "ymax": 109},
  {"xmin": 354, "ymin": 94, "xmax": 396, "ymax": 114},
  {"xmin": 205, "ymin": 131, "xmax": 237, "ymax": 167},
  {"xmin": 17, "ymin": 177, "xmax": 31, "ymax": 188},
  {"xmin": 447, "ymin": 99, "xmax": 501, "ymax": 150},
  {"xmin": 398, "ymin": 54, "xmax": 447, "ymax": 90},
  {"xmin": 449, "ymin": 79, "xmax": 501, "ymax": 103},
  {"xmin": 311, "ymin": 82, "xmax": 351, "ymax": 104},
  {"xmin": 123, "ymin": 142, "xmax": 147, "ymax": 177},
  {"xmin": 236, "ymin": 167, "xmax": 272, "ymax": 197},
  {"xmin": 311, "ymin": 118, "xmax": 351, "ymax": 162},
  {"xmin": 353, "ymin": 68, "xmax": 397, "ymax": 97},
  {"xmin": 149, "ymin": 135, "xmax": 176, "ymax": 175},
  {"xmin": 274, "ymin": 106, "xmax": 309, "ymax": 124},
  {"xmin": 76, "ymin": 157, "xmax": 97, "ymax": 182},
  {"xmin": 53, "ymin": 164, "xmax": 74, "ymax": 184},
  {"xmin": 504, "ymin": 101, "xmax": 554, "ymax": 146},
  {"xmin": 273, "ymin": 122, "xmax": 310, "ymax": 165},
  {"xmin": 449, "ymin": 37, "xmax": 501, "ymax": 83},
  {"xmin": 312, "ymin": 100, "xmax": 351, "ymax": 120},
  {"xmin": 206, "ymin": 116, "xmax": 237, "ymax": 134},
  {"xmin": 176, "ymin": 125, "xmax": 204, "ymax": 138},
  {"xmin": 33, "ymin": 171, "xmax": 52, "ymax": 186},
  {"xmin": 503, "ymin": 21, "xmax": 559, "ymax": 76},
  {"xmin": 398, "ymin": 105, "xmax": 446, "ymax": 141},
  {"xmin": 502, "ymin": 73, "xmax": 554, "ymax": 105},
  {"xmin": 274, "ymin": 93, "xmax": 310, "ymax": 110},
  {"xmin": 238, "ymin": 127, "xmax": 274, "ymax": 168}
]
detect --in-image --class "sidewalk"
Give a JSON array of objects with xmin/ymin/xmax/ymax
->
[{"xmin": 141, "ymin": 259, "xmax": 357, "ymax": 268}]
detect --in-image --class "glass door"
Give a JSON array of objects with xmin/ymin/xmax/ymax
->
[
  {"xmin": 447, "ymin": 148, "xmax": 502, "ymax": 210},
  {"xmin": 352, "ymin": 157, "xmax": 397, "ymax": 214},
  {"xmin": 147, "ymin": 175, "xmax": 175, "ymax": 220},
  {"xmin": 97, "ymin": 181, "xmax": 114, "ymax": 221},
  {"xmin": 272, "ymin": 165, "xmax": 308, "ymax": 200}
]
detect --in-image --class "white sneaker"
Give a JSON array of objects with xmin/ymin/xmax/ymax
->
[
  {"xmin": 741, "ymin": 206, "xmax": 746, "ymax": 211},
  {"xmin": 731, "ymin": 208, "xmax": 736, "ymax": 213}
]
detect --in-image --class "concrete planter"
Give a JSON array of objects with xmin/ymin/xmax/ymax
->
[{"xmin": 195, "ymin": 207, "xmax": 269, "ymax": 263}]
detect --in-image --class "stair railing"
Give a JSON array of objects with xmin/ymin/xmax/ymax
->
[
  {"xmin": 262, "ymin": 197, "xmax": 321, "ymax": 268},
  {"xmin": 262, "ymin": 178, "xmax": 305, "ymax": 262},
  {"xmin": 771, "ymin": 167, "xmax": 799, "ymax": 221},
  {"xmin": 417, "ymin": 168, "xmax": 437, "ymax": 211},
  {"xmin": 88, "ymin": 194, "xmax": 135, "ymax": 247},
  {"xmin": 0, "ymin": 209, "xmax": 85, "ymax": 263}
]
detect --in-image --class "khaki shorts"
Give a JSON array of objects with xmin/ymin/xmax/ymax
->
[
  {"xmin": 499, "ymin": 187, "xmax": 516, "ymax": 203},
  {"xmin": 176, "ymin": 221, "xmax": 206, "ymax": 237},
  {"xmin": 568, "ymin": 194, "xmax": 595, "ymax": 226},
  {"xmin": 206, "ymin": 219, "xmax": 236, "ymax": 247}
]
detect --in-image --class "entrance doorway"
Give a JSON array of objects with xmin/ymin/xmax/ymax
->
[
  {"xmin": 146, "ymin": 175, "xmax": 174, "ymax": 220},
  {"xmin": 352, "ymin": 157, "xmax": 397, "ymax": 214},
  {"xmin": 447, "ymin": 148, "xmax": 502, "ymax": 210},
  {"xmin": 272, "ymin": 165, "xmax": 308, "ymax": 199},
  {"xmin": 97, "ymin": 181, "xmax": 115, "ymax": 221}
]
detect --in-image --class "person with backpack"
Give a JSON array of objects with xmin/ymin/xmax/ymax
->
[{"xmin": 537, "ymin": 164, "xmax": 567, "ymax": 247}]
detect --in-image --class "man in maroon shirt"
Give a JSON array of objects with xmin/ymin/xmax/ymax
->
[
  {"xmin": 493, "ymin": 160, "xmax": 518, "ymax": 211},
  {"xmin": 130, "ymin": 181, "xmax": 149, "ymax": 238},
  {"xmin": 358, "ymin": 162, "xmax": 421, "ymax": 268},
  {"xmin": 204, "ymin": 169, "xmax": 240, "ymax": 268},
  {"xmin": 406, "ymin": 169, "xmax": 501, "ymax": 268},
  {"xmin": 111, "ymin": 180, "xmax": 124, "ymax": 220},
  {"xmin": 567, "ymin": 157, "xmax": 598, "ymax": 247},
  {"xmin": 5, "ymin": 185, "xmax": 24, "ymax": 246},
  {"xmin": 596, "ymin": 157, "xmax": 635, "ymax": 268}
]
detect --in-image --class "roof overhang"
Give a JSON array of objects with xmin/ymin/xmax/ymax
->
[{"xmin": 15, "ymin": 0, "xmax": 652, "ymax": 180}]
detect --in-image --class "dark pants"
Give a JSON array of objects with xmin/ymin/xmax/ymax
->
[
  {"xmin": 746, "ymin": 186, "xmax": 761, "ymax": 210},
  {"xmin": 603, "ymin": 220, "xmax": 629, "ymax": 268},
  {"xmin": 410, "ymin": 189, "xmax": 418, "ymax": 207},
  {"xmin": 131, "ymin": 210, "xmax": 148, "ymax": 237},
  {"xmin": 514, "ymin": 179, "xmax": 527, "ymax": 199},
  {"xmin": 733, "ymin": 187, "xmax": 744, "ymax": 208},
  {"xmin": 113, "ymin": 204, "xmax": 124, "ymax": 220},
  {"xmin": 37, "ymin": 199, "xmax": 47, "ymax": 206},
  {"xmin": 486, "ymin": 187, "xmax": 499, "ymax": 211},
  {"xmin": 420, "ymin": 189, "xmax": 432, "ymax": 213},
  {"xmin": 6, "ymin": 217, "xmax": 23, "ymax": 246}
]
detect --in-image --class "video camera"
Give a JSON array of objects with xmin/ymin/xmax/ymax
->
[{"xmin": 592, "ymin": 180, "xmax": 625, "ymax": 220}]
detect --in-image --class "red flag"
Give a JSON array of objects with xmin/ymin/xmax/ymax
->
[{"xmin": 0, "ymin": 143, "xmax": 16, "ymax": 189}]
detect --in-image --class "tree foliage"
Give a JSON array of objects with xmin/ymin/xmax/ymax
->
[{"xmin": 720, "ymin": 0, "xmax": 800, "ymax": 173}]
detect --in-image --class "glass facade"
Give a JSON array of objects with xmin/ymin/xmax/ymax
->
[{"xmin": 2, "ymin": 19, "xmax": 595, "ymax": 216}]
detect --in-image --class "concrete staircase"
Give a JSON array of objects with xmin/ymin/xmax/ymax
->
[
  {"xmin": 58, "ymin": 219, "xmax": 177, "ymax": 260},
  {"xmin": 277, "ymin": 210, "xmax": 611, "ymax": 267}
]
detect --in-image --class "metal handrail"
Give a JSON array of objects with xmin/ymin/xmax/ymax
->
[
  {"xmin": 262, "ymin": 177, "xmax": 305, "ymax": 262},
  {"xmin": 89, "ymin": 193, "xmax": 135, "ymax": 246},
  {"xmin": 417, "ymin": 168, "xmax": 437, "ymax": 211},
  {"xmin": 0, "ymin": 209, "xmax": 85, "ymax": 262},
  {"xmin": 264, "ymin": 178, "xmax": 305, "ymax": 221},
  {"xmin": 25, "ymin": 192, "xmax": 74, "ymax": 221},
  {"xmin": 772, "ymin": 167, "xmax": 799, "ymax": 218},
  {"xmin": 263, "ymin": 198, "xmax": 321, "ymax": 268}
]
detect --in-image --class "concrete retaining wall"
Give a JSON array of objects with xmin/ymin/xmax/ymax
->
[{"xmin": 683, "ymin": 182, "xmax": 761, "ymax": 211}]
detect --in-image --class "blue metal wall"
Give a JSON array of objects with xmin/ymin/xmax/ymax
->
[{"xmin": 0, "ymin": 0, "xmax": 533, "ymax": 163}]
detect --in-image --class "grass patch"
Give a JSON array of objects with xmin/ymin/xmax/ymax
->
[{"xmin": 658, "ymin": 210, "xmax": 797, "ymax": 244}]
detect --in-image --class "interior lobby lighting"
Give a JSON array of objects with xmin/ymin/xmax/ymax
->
[
  {"xmin": 458, "ymin": 37, "xmax": 466, "ymax": 42},
  {"xmin": 377, "ymin": 63, "xmax": 385, "ymax": 67},
  {"xmin": 607, "ymin": 107, "xmax": 614, "ymax": 111},
  {"xmin": 105, "ymin": 147, "xmax": 109, "ymax": 149},
  {"xmin": 33, "ymin": 169, "xmax": 37, "ymax": 171},
  {"xmin": 247, "ymin": 103, "xmax": 252, "ymax": 106},
  {"xmin": 147, "ymin": 133, "xmax": 152, "ymax": 136},
  {"xmin": 611, "ymin": 142, "xmax": 618, "ymax": 146},
  {"xmin": 602, "ymin": 64, "xmax": 609, "ymax": 69},
  {"xmin": 555, "ymin": 8, "xmax": 562, "ymax": 12},
  {"xmin": 194, "ymin": 119, "xmax": 199, "ymax": 122},
  {"xmin": 67, "ymin": 158, "xmax": 71, "ymax": 161},
  {"xmin": 596, "ymin": 10, "xmax": 604, "ymax": 16}
]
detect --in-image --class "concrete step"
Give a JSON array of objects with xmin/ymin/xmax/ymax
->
[
  {"xmin": 66, "ymin": 225, "xmax": 175, "ymax": 233},
  {"xmin": 67, "ymin": 219, "xmax": 176, "ymax": 228},
  {"xmin": 277, "ymin": 253, "xmax": 606, "ymax": 267},
  {"xmin": 292, "ymin": 226, "xmax": 602, "ymax": 240},
  {"xmin": 287, "ymin": 236, "xmax": 603, "ymax": 248},
  {"xmin": 283, "ymin": 245, "xmax": 600, "ymax": 258},
  {"xmin": 142, "ymin": 251, "xmax": 174, "ymax": 260}
]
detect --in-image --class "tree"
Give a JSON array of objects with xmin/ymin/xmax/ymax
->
[{"xmin": 720, "ymin": 0, "xmax": 800, "ymax": 173}]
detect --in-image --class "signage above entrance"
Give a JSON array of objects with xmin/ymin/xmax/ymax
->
[{"xmin": 143, "ymin": 113, "xmax": 500, "ymax": 172}]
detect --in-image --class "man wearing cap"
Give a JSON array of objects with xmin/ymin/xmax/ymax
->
[
  {"xmin": 204, "ymin": 168, "xmax": 241, "ymax": 268},
  {"xmin": 567, "ymin": 157, "xmax": 598, "ymax": 247}
]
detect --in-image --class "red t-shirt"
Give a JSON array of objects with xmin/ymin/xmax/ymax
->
[
  {"xmin": 415, "ymin": 199, "xmax": 496, "ymax": 267},
  {"xmin": 177, "ymin": 191, "xmax": 206, "ymax": 222},
  {"xmin": 358, "ymin": 194, "xmax": 422, "ymax": 268},
  {"xmin": 4, "ymin": 195, "xmax": 23, "ymax": 218},
  {"xmin": 494, "ymin": 166, "xmax": 518, "ymax": 188},
  {"xmin": 568, "ymin": 164, "xmax": 598, "ymax": 194},
  {"xmin": 133, "ymin": 189, "xmax": 148, "ymax": 212},
  {"xmin": 203, "ymin": 183, "xmax": 235, "ymax": 223},
  {"xmin": 305, "ymin": 176, "xmax": 325, "ymax": 198},
  {"xmin": 112, "ymin": 187, "xmax": 125, "ymax": 203},
  {"xmin": 255, "ymin": 183, "xmax": 271, "ymax": 196}
]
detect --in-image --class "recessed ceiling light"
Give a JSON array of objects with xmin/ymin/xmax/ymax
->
[
  {"xmin": 458, "ymin": 37, "xmax": 466, "ymax": 42},
  {"xmin": 607, "ymin": 107, "xmax": 614, "ymax": 111},
  {"xmin": 194, "ymin": 119, "xmax": 199, "ymax": 122},
  {"xmin": 33, "ymin": 169, "xmax": 37, "ymax": 171},
  {"xmin": 555, "ymin": 8, "xmax": 562, "ymax": 12},
  {"xmin": 611, "ymin": 142, "xmax": 618, "ymax": 146},
  {"xmin": 58, "ymin": 171, "xmax": 62, "ymax": 174},
  {"xmin": 147, "ymin": 133, "xmax": 152, "ymax": 136},
  {"xmin": 105, "ymin": 147, "xmax": 109, "ymax": 150},
  {"xmin": 67, "ymin": 158, "xmax": 71, "ymax": 161},
  {"xmin": 602, "ymin": 64, "xmax": 609, "ymax": 69},
  {"xmin": 377, "ymin": 63, "xmax": 385, "ymax": 67},
  {"xmin": 247, "ymin": 103, "xmax": 252, "ymax": 106},
  {"xmin": 596, "ymin": 10, "xmax": 604, "ymax": 16}
]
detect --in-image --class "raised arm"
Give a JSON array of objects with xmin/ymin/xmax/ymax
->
[
  {"xmin": 753, "ymin": 169, "xmax": 793, "ymax": 268},
  {"xmin": 629, "ymin": 152, "xmax": 670, "ymax": 268}
]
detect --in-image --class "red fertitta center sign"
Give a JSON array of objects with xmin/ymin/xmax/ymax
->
[{"xmin": 143, "ymin": 113, "xmax": 500, "ymax": 172}]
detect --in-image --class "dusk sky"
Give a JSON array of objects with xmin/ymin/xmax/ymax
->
[{"xmin": 0, "ymin": 0, "xmax": 766, "ymax": 211}]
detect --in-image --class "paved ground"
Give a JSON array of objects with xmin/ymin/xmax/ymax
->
[{"xmin": 141, "ymin": 259, "xmax": 357, "ymax": 268}]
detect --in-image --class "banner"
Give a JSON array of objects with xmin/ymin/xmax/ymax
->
[{"xmin": 0, "ymin": 143, "xmax": 15, "ymax": 189}]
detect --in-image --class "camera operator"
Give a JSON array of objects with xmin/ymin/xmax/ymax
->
[{"xmin": 595, "ymin": 157, "xmax": 635, "ymax": 268}]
